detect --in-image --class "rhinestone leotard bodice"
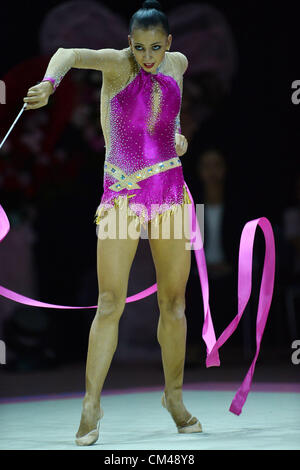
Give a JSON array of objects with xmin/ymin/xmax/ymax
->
[{"xmin": 95, "ymin": 49, "xmax": 190, "ymax": 226}]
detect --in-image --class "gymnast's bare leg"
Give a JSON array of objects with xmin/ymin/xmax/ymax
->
[
  {"xmin": 76, "ymin": 207, "xmax": 141, "ymax": 439},
  {"xmin": 148, "ymin": 206, "xmax": 199, "ymax": 428}
]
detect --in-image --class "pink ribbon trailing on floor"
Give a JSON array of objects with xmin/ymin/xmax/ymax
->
[
  {"xmin": 0, "ymin": 179, "xmax": 275, "ymax": 416},
  {"xmin": 184, "ymin": 182, "xmax": 276, "ymax": 415}
]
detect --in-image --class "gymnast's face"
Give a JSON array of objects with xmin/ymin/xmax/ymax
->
[{"xmin": 128, "ymin": 26, "xmax": 172, "ymax": 74}]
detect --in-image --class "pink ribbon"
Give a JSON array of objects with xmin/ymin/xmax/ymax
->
[
  {"xmin": 184, "ymin": 183, "xmax": 275, "ymax": 414},
  {"xmin": 206, "ymin": 215, "xmax": 276, "ymax": 415},
  {"xmin": 0, "ymin": 180, "xmax": 275, "ymax": 415}
]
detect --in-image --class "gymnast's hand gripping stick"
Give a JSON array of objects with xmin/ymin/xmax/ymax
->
[{"xmin": 0, "ymin": 80, "xmax": 51, "ymax": 150}]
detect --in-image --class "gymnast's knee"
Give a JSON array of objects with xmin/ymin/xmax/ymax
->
[
  {"xmin": 158, "ymin": 294, "xmax": 186, "ymax": 321},
  {"xmin": 96, "ymin": 290, "xmax": 126, "ymax": 319}
]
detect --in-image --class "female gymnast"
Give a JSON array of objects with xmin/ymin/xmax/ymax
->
[{"xmin": 23, "ymin": 0, "xmax": 202, "ymax": 445}]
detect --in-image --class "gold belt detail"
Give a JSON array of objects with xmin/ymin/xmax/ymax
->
[{"xmin": 104, "ymin": 156, "xmax": 182, "ymax": 192}]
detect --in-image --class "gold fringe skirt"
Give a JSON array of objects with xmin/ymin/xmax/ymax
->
[{"xmin": 94, "ymin": 184, "xmax": 192, "ymax": 230}]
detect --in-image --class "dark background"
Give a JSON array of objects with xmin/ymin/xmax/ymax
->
[{"xmin": 0, "ymin": 1, "xmax": 299, "ymax": 398}]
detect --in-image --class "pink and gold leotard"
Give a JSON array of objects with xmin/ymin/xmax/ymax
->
[
  {"xmin": 93, "ymin": 48, "xmax": 191, "ymax": 227},
  {"xmin": 0, "ymin": 46, "xmax": 276, "ymax": 417}
]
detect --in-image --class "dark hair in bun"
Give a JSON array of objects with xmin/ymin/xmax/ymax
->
[
  {"xmin": 129, "ymin": 0, "xmax": 169, "ymax": 35},
  {"xmin": 142, "ymin": 0, "xmax": 162, "ymax": 10}
]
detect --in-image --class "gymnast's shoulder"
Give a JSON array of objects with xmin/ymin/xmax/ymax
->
[{"xmin": 166, "ymin": 51, "xmax": 188, "ymax": 75}]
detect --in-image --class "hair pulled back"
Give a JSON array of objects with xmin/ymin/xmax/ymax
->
[{"xmin": 129, "ymin": 0, "xmax": 169, "ymax": 35}]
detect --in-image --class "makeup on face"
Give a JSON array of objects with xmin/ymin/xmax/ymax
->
[{"xmin": 129, "ymin": 28, "xmax": 171, "ymax": 73}]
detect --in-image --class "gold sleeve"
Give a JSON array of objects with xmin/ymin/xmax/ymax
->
[
  {"xmin": 42, "ymin": 47, "xmax": 124, "ymax": 91},
  {"xmin": 174, "ymin": 52, "xmax": 188, "ymax": 75},
  {"xmin": 175, "ymin": 73, "xmax": 183, "ymax": 134},
  {"xmin": 42, "ymin": 47, "xmax": 76, "ymax": 92},
  {"xmin": 71, "ymin": 48, "xmax": 122, "ymax": 71}
]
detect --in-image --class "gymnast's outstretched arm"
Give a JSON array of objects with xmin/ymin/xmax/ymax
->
[{"xmin": 23, "ymin": 47, "xmax": 126, "ymax": 110}]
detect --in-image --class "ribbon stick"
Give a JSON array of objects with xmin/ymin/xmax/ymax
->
[{"xmin": 0, "ymin": 103, "xmax": 27, "ymax": 150}]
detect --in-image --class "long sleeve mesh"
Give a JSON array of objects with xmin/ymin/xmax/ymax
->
[
  {"xmin": 174, "ymin": 72, "xmax": 183, "ymax": 135},
  {"xmin": 175, "ymin": 113, "xmax": 181, "ymax": 134},
  {"xmin": 42, "ymin": 48, "xmax": 76, "ymax": 91},
  {"xmin": 41, "ymin": 48, "xmax": 127, "ymax": 92},
  {"xmin": 164, "ymin": 52, "xmax": 184, "ymax": 135}
]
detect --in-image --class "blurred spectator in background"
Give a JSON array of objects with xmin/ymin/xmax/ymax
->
[
  {"xmin": 0, "ymin": 1, "xmax": 238, "ymax": 368},
  {"xmin": 0, "ymin": 56, "xmax": 104, "ymax": 371},
  {"xmin": 0, "ymin": 204, "xmax": 38, "ymax": 342},
  {"xmin": 282, "ymin": 171, "xmax": 300, "ymax": 339},
  {"xmin": 196, "ymin": 148, "xmax": 234, "ymax": 277},
  {"xmin": 185, "ymin": 146, "xmax": 255, "ymax": 363},
  {"xmin": 283, "ymin": 171, "xmax": 300, "ymax": 284}
]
